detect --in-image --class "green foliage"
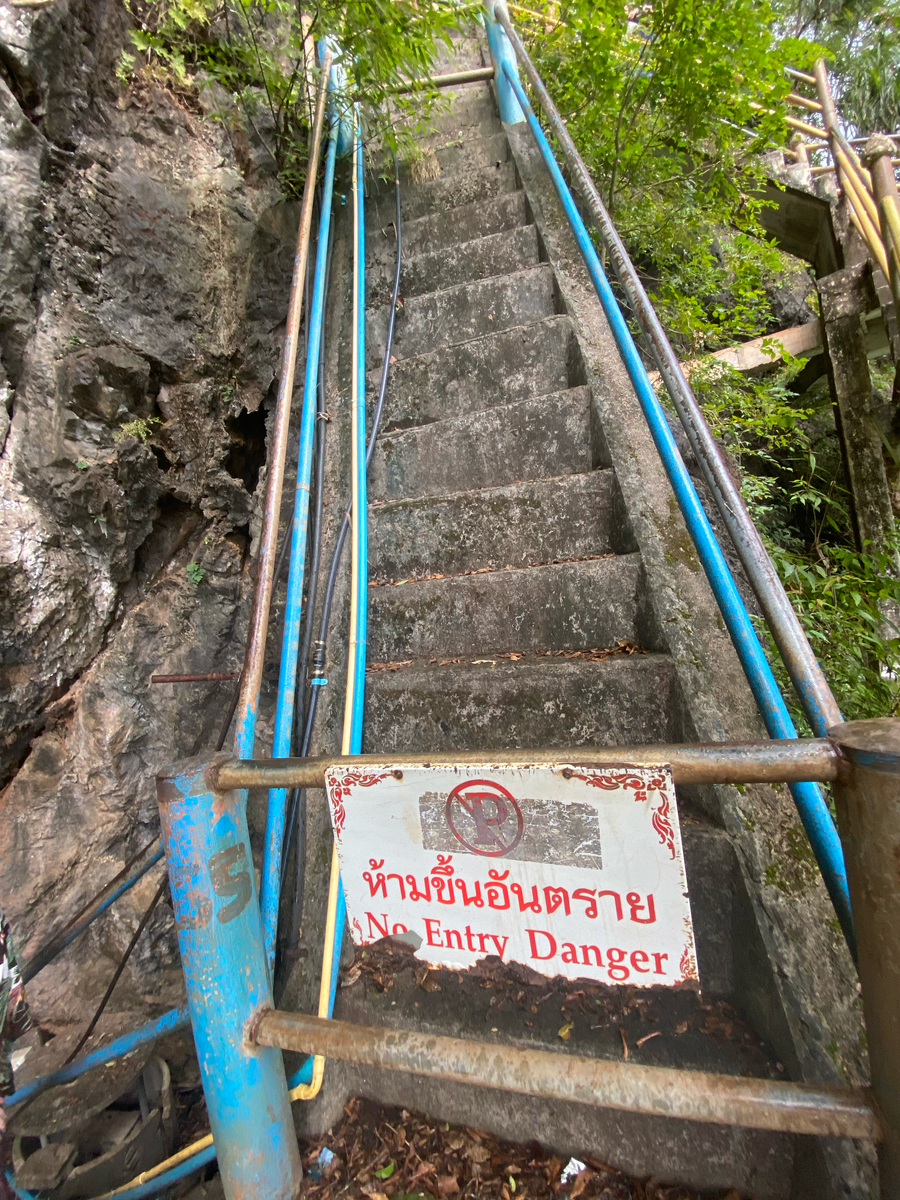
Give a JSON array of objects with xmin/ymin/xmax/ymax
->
[
  {"xmin": 114, "ymin": 415, "xmax": 162, "ymax": 443},
  {"xmin": 774, "ymin": 0, "xmax": 900, "ymax": 134},
  {"xmin": 689, "ymin": 357, "xmax": 900, "ymax": 721},
  {"xmin": 122, "ymin": 0, "xmax": 477, "ymax": 194},
  {"xmin": 186, "ymin": 561, "xmax": 206, "ymax": 585},
  {"xmin": 766, "ymin": 537, "xmax": 900, "ymax": 722}
]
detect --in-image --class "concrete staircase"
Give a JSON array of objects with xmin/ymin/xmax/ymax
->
[{"xmin": 296, "ymin": 30, "xmax": 866, "ymax": 1200}]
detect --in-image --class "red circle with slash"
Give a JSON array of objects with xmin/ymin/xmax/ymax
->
[{"xmin": 445, "ymin": 779, "xmax": 524, "ymax": 857}]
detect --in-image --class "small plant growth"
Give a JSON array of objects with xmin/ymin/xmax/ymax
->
[{"xmin": 114, "ymin": 415, "xmax": 162, "ymax": 443}]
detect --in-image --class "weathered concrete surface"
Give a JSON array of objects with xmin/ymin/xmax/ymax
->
[
  {"xmin": 371, "ymin": 386, "xmax": 597, "ymax": 500},
  {"xmin": 361, "ymin": 655, "xmax": 683, "ymax": 751},
  {"xmin": 367, "ymin": 188, "xmax": 527, "ymax": 264},
  {"xmin": 366, "ymin": 263, "xmax": 559, "ymax": 367},
  {"xmin": 374, "ymin": 314, "xmax": 578, "ymax": 429},
  {"xmin": 0, "ymin": 0, "xmax": 296, "ymax": 1022},
  {"xmin": 367, "ymin": 157, "xmax": 517, "ymax": 227},
  {"xmin": 369, "ymin": 554, "xmax": 647, "ymax": 661},
  {"xmin": 368, "ymin": 223, "xmax": 539, "ymax": 305},
  {"xmin": 370, "ymin": 469, "xmax": 632, "ymax": 580}
]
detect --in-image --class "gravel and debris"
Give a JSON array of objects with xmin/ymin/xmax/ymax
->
[{"xmin": 293, "ymin": 1097, "xmax": 745, "ymax": 1200}]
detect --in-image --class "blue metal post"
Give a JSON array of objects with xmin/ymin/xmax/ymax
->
[
  {"xmin": 501, "ymin": 61, "xmax": 855, "ymax": 954},
  {"xmin": 483, "ymin": 2, "xmax": 525, "ymax": 125},
  {"xmin": 157, "ymin": 756, "xmax": 302, "ymax": 1200}
]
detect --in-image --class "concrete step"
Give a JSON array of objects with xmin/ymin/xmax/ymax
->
[
  {"xmin": 398, "ymin": 82, "xmax": 498, "ymax": 136},
  {"xmin": 370, "ymin": 386, "xmax": 599, "ymax": 502},
  {"xmin": 367, "ymin": 159, "xmax": 518, "ymax": 230},
  {"xmin": 374, "ymin": 133, "xmax": 509, "ymax": 192},
  {"xmin": 373, "ymin": 315, "xmax": 581, "ymax": 430},
  {"xmin": 370, "ymin": 470, "xmax": 633, "ymax": 582},
  {"xmin": 367, "ymin": 189, "xmax": 528, "ymax": 266},
  {"xmin": 368, "ymin": 554, "xmax": 647, "ymax": 662},
  {"xmin": 362, "ymin": 653, "xmax": 683, "ymax": 752},
  {"xmin": 367, "ymin": 264, "xmax": 559, "ymax": 368},
  {"xmin": 432, "ymin": 34, "xmax": 486, "ymax": 71},
  {"xmin": 369, "ymin": 225, "xmax": 540, "ymax": 306},
  {"xmin": 422, "ymin": 115, "xmax": 503, "ymax": 151},
  {"xmin": 431, "ymin": 130, "xmax": 509, "ymax": 176}
]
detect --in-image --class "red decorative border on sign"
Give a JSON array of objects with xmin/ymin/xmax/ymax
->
[
  {"xmin": 567, "ymin": 769, "xmax": 667, "ymax": 797},
  {"xmin": 327, "ymin": 771, "xmax": 395, "ymax": 839},
  {"xmin": 651, "ymin": 794, "xmax": 676, "ymax": 859}
]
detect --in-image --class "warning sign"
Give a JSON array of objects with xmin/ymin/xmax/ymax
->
[{"xmin": 326, "ymin": 763, "xmax": 698, "ymax": 989}]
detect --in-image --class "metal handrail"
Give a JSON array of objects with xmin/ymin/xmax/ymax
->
[
  {"xmin": 487, "ymin": 3, "xmax": 854, "ymax": 952},
  {"xmin": 492, "ymin": 4, "xmax": 842, "ymax": 739}
]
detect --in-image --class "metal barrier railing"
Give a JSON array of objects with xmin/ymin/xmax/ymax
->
[{"xmin": 159, "ymin": 725, "xmax": 899, "ymax": 1200}]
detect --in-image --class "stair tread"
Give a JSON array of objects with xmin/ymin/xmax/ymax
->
[
  {"xmin": 367, "ymin": 263, "xmax": 559, "ymax": 368},
  {"xmin": 367, "ymin": 189, "xmax": 528, "ymax": 264},
  {"xmin": 363, "ymin": 653, "xmax": 684, "ymax": 752},
  {"xmin": 370, "ymin": 469, "xmax": 632, "ymax": 581},
  {"xmin": 371, "ymin": 385, "xmax": 594, "ymax": 501},
  {"xmin": 368, "ymin": 160, "xmax": 517, "ymax": 228},
  {"xmin": 372, "ymin": 315, "xmax": 578, "ymax": 429},
  {"xmin": 368, "ymin": 554, "xmax": 646, "ymax": 662},
  {"xmin": 368, "ymin": 224, "xmax": 540, "ymax": 305}
]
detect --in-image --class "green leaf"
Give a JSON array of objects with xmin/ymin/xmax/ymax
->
[{"xmin": 374, "ymin": 1163, "xmax": 396, "ymax": 1180}]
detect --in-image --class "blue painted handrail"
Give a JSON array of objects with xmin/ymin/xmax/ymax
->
[
  {"xmin": 260, "ymin": 126, "xmax": 340, "ymax": 974},
  {"xmin": 498, "ymin": 56, "xmax": 854, "ymax": 953}
]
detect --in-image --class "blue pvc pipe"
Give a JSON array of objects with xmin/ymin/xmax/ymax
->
[
  {"xmin": 8, "ymin": 1005, "xmax": 190, "ymax": 1109},
  {"xmin": 350, "ymin": 121, "xmax": 368, "ymax": 753},
  {"xmin": 501, "ymin": 62, "xmax": 855, "ymax": 952},
  {"xmin": 483, "ymin": 4, "xmax": 525, "ymax": 124},
  {"xmin": 260, "ymin": 130, "xmax": 339, "ymax": 975},
  {"xmin": 286, "ymin": 119, "xmax": 365, "ymax": 1093}
]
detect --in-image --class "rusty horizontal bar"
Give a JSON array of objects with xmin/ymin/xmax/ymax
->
[
  {"xmin": 254, "ymin": 1011, "xmax": 877, "ymax": 1140},
  {"xmin": 786, "ymin": 66, "xmax": 817, "ymax": 86},
  {"xmin": 151, "ymin": 672, "xmax": 240, "ymax": 684},
  {"xmin": 787, "ymin": 91, "xmax": 823, "ymax": 112},
  {"xmin": 394, "ymin": 66, "xmax": 494, "ymax": 94},
  {"xmin": 211, "ymin": 738, "xmax": 844, "ymax": 791}
]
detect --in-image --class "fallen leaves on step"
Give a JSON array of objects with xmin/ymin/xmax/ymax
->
[{"xmin": 294, "ymin": 1095, "xmax": 748, "ymax": 1200}]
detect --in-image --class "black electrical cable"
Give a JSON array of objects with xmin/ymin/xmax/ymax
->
[{"xmin": 281, "ymin": 154, "xmax": 403, "ymax": 966}]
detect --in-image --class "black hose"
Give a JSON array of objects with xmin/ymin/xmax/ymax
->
[{"xmin": 281, "ymin": 154, "xmax": 403, "ymax": 966}]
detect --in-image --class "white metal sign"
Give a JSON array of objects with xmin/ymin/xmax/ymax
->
[{"xmin": 326, "ymin": 763, "xmax": 698, "ymax": 989}]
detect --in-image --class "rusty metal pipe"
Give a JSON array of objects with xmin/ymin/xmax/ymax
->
[
  {"xmin": 253, "ymin": 1011, "xmax": 877, "ymax": 1140},
  {"xmin": 393, "ymin": 66, "xmax": 494, "ymax": 94},
  {"xmin": 210, "ymin": 738, "xmax": 844, "ymax": 792},
  {"xmin": 786, "ymin": 67, "xmax": 817, "ymax": 87},
  {"xmin": 151, "ymin": 672, "xmax": 240, "ymax": 684},
  {"xmin": 495, "ymin": 6, "xmax": 842, "ymax": 737},
  {"xmin": 232, "ymin": 49, "xmax": 332, "ymax": 760},
  {"xmin": 787, "ymin": 91, "xmax": 823, "ymax": 113}
]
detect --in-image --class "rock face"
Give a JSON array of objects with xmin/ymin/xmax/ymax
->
[{"xmin": 0, "ymin": 0, "xmax": 293, "ymax": 1022}]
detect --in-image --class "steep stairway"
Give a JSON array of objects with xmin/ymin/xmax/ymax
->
[{"xmin": 317, "ymin": 47, "xmax": 801, "ymax": 1200}]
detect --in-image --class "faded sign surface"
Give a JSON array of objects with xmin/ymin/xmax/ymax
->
[{"xmin": 325, "ymin": 763, "xmax": 698, "ymax": 989}]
